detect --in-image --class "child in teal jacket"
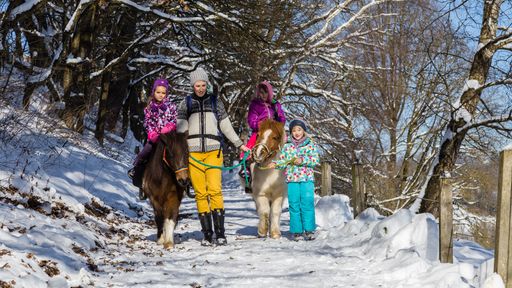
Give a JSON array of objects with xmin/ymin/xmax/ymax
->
[{"xmin": 269, "ymin": 119, "xmax": 320, "ymax": 240}]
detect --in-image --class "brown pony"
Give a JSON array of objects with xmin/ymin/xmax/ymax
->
[
  {"xmin": 143, "ymin": 131, "xmax": 190, "ymax": 249},
  {"xmin": 251, "ymin": 119, "xmax": 287, "ymax": 239}
]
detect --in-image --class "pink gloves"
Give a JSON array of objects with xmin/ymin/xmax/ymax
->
[
  {"xmin": 148, "ymin": 122, "xmax": 176, "ymax": 143},
  {"xmin": 148, "ymin": 131, "xmax": 159, "ymax": 143},
  {"xmin": 161, "ymin": 122, "xmax": 176, "ymax": 134}
]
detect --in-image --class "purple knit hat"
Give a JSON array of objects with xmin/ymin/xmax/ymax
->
[{"xmin": 151, "ymin": 78, "xmax": 170, "ymax": 98}]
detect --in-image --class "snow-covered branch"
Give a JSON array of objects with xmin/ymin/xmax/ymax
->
[
  {"xmin": 310, "ymin": 0, "xmax": 400, "ymax": 49},
  {"xmin": 129, "ymin": 56, "xmax": 199, "ymax": 72},
  {"xmin": 458, "ymin": 112, "xmax": 512, "ymax": 133},
  {"xmin": 9, "ymin": 0, "xmax": 45, "ymax": 20},
  {"xmin": 113, "ymin": 0, "xmax": 221, "ymax": 23},
  {"xmin": 193, "ymin": 2, "xmax": 242, "ymax": 26},
  {"xmin": 65, "ymin": 0, "xmax": 94, "ymax": 32}
]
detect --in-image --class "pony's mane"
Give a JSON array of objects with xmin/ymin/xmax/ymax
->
[{"xmin": 145, "ymin": 131, "xmax": 187, "ymax": 184}]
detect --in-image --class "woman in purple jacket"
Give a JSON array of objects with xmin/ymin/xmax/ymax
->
[{"xmin": 239, "ymin": 80, "xmax": 286, "ymax": 191}]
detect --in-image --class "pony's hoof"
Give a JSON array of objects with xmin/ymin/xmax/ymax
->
[
  {"xmin": 270, "ymin": 232, "xmax": 281, "ymax": 239},
  {"xmin": 157, "ymin": 237, "xmax": 164, "ymax": 245},
  {"xmin": 163, "ymin": 242, "xmax": 174, "ymax": 250}
]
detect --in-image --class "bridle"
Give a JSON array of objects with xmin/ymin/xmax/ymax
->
[
  {"xmin": 252, "ymin": 137, "xmax": 283, "ymax": 163},
  {"xmin": 162, "ymin": 144, "xmax": 189, "ymax": 174}
]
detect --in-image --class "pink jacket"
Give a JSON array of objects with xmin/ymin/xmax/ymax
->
[
  {"xmin": 143, "ymin": 98, "xmax": 177, "ymax": 142},
  {"xmin": 247, "ymin": 81, "xmax": 286, "ymax": 131}
]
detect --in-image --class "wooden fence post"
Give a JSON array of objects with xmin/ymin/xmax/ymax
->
[
  {"xmin": 439, "ymin": 176, "xmax": 453, "ymax": 263},
  {"xmin": 321, "ymin": 161, "xmax": 332, "ymax": 197},
  {"xmin": 351, "ymin": 153, "xmax": 365, "ymax": 217},
  {"xmin": 495, "ymin": 148, "xmax": 512, "ymax": 286}
]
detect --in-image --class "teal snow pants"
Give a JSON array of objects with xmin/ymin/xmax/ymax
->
[{"xmin": 288, "ymin": 181, "xmax": 316, "ymax": 234}]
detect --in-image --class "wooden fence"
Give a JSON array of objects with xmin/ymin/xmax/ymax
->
[
  {"xmin": 494, "ymin": 148, "xmax": 512, "ymax": 286},
  {"xmin": 319, "ymin": 159, "xmax": 366, "ymax": 218}
]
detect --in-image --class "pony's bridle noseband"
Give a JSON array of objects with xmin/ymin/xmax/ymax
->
[{"xmin": 252, "ymin": 142, "xmax": 282, "ymax": 163}]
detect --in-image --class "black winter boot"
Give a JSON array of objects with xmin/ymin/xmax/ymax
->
[
  {"xmin": 199, "ymin": 212, "xmax": 214, "ymax": 246},
  {"xmin": 129, "ymin": 162, "xmax": 146, "ymax": 188},
  {"xmin": 138, "ymin": 188, "xmax": 147, "ymax": 201},
  {"xmin": 212, "ymin": 209, "xmax": 227, "ymax": 245}
]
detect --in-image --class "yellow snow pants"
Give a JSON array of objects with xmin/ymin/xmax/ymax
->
[{"xmin": 189, "ymin": 150, "xmax": 224, "ymax": 213}]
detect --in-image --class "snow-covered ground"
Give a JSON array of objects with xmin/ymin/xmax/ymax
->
[{"xmin": 0, "ymin": 98, "xmax": 501, "ymax": 287}]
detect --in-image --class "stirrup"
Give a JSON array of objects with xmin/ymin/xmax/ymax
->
[
  {"xmin": 128, "ymin": 168, "xmax": 135, "ymax": 180},
  {"xmin": 139, "ymin": 188, "xmax": 147, "ymax": 200}
]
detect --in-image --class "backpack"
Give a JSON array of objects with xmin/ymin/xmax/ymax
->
[{"xmin": 186, "ymin": 95, "xmax": 224, "ymax": 157}]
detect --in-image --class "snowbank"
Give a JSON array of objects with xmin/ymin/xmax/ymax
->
[{"xmin": 315, "ymin": 194, "xmax": 353, "ymax": 229}]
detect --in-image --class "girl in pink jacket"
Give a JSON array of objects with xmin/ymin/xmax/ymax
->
[
  {"xmin": 240, "ymin": 81, "xmax": 286, "ymax": 191},
  {"xmin": 128, "ymin": 78, "xmax": 177, "ymax": 197}
]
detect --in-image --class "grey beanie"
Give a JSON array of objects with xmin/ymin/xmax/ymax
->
[{"xmin": 189, "ymin": 68, "xmax": 209, "ymax": 86}]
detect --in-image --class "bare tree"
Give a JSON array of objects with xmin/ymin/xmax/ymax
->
[{"xmin": 418, "ymin": 0, "xmax": 512, "ymax": 217}]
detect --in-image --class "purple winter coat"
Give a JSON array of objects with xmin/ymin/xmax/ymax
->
[{"xmin": 247, "ymin": 81, "xmax": 286, "ymax": 131}]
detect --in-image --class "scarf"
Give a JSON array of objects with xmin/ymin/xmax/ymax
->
[
  {"xmin": 149, "ymin": 98, "xmax": 169, "ymax": 113},
  {"xmin": 291, "ymin": 136, "xmax": 307, "ymax": 147}
]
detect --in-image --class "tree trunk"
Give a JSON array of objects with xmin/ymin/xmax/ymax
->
[
  {"xmin": 62, "ymin": 4, "xmax": 98, "ymax": 133},
  {"xmin": 95, "ymin": 9, "xmax": 136, "ymax": 143},
  {"xmin": 388, "ymin": 126, "xmax": 398, "ymax": 196},
  {"xmin": 95, "ymin": 71, "xmax": 111, "ymax": 145},
  {"xmin": 105, "ymin": 10, "xmax": 137, "ymax": 132},
  {"xmin": 21, "ymin": 5, "xmax": 51, "ymax": 110},
  {"xmin": 419, "ymin": 0, "xmax": 503, "ymax": 217},
  {"xmin": 0, "ymin": 0, "xmax": 24, "ymax": 70},
  {"xmin": 124, "ymin": 86, "xmax": 145, "ymax": 141}
]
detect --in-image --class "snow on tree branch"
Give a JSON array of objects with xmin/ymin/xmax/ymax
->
[
  {"xmin": 113, "ymin": 0, "xmax": 228, "ymax": 23},
  {"xmin": 130, "ymin": 56, "xmax": 198, "ymax": 71},
  {"xmin": 9, "ymin": 0, "xmax": 44, "ymax": 20},
  {"xmin": 310, "ymin": 0, "xmax": 401, "ymax": 49},
  {"xmin": 64, "ymin": 0, "xmax": 94, "ymax": 32},
  {"xmin": 27, "ymin": 44, "xmax": 63, "ymax": 84},
  {"xmin": 458, "ymin": 112, "xmax": 512, "ymax": 133},
  {"xmin": 193, "ymin": 2, "xmax": 242, "ymax": 25}
]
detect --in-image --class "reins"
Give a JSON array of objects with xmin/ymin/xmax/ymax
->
[{"xmin": 189, "ymin": 151, "xmax": 251, "ymax": 186}]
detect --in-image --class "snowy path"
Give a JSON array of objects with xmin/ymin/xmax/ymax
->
[
  {"xmin": 96, "ymin": 190, "xmax": 381, "ymax": 288},
  {"xmin": 77, "ymin": 189, "xmax": 474, "ymax": 288}
]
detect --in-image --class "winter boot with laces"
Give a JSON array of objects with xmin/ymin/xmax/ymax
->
[
  {"xmin": 304, "ymin": 231, "xmax": 315, "ymax": 241},
  {"xmin": 212, "ymin": 209, "xmax": 227, "ymax": 245},
  {"xmin": 292, "ymin": 233, "xmax": 304, "ymax": 241},
  {"xmin": 199, "ymin": 212, "xmax": 214, "ymax": 246}
]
